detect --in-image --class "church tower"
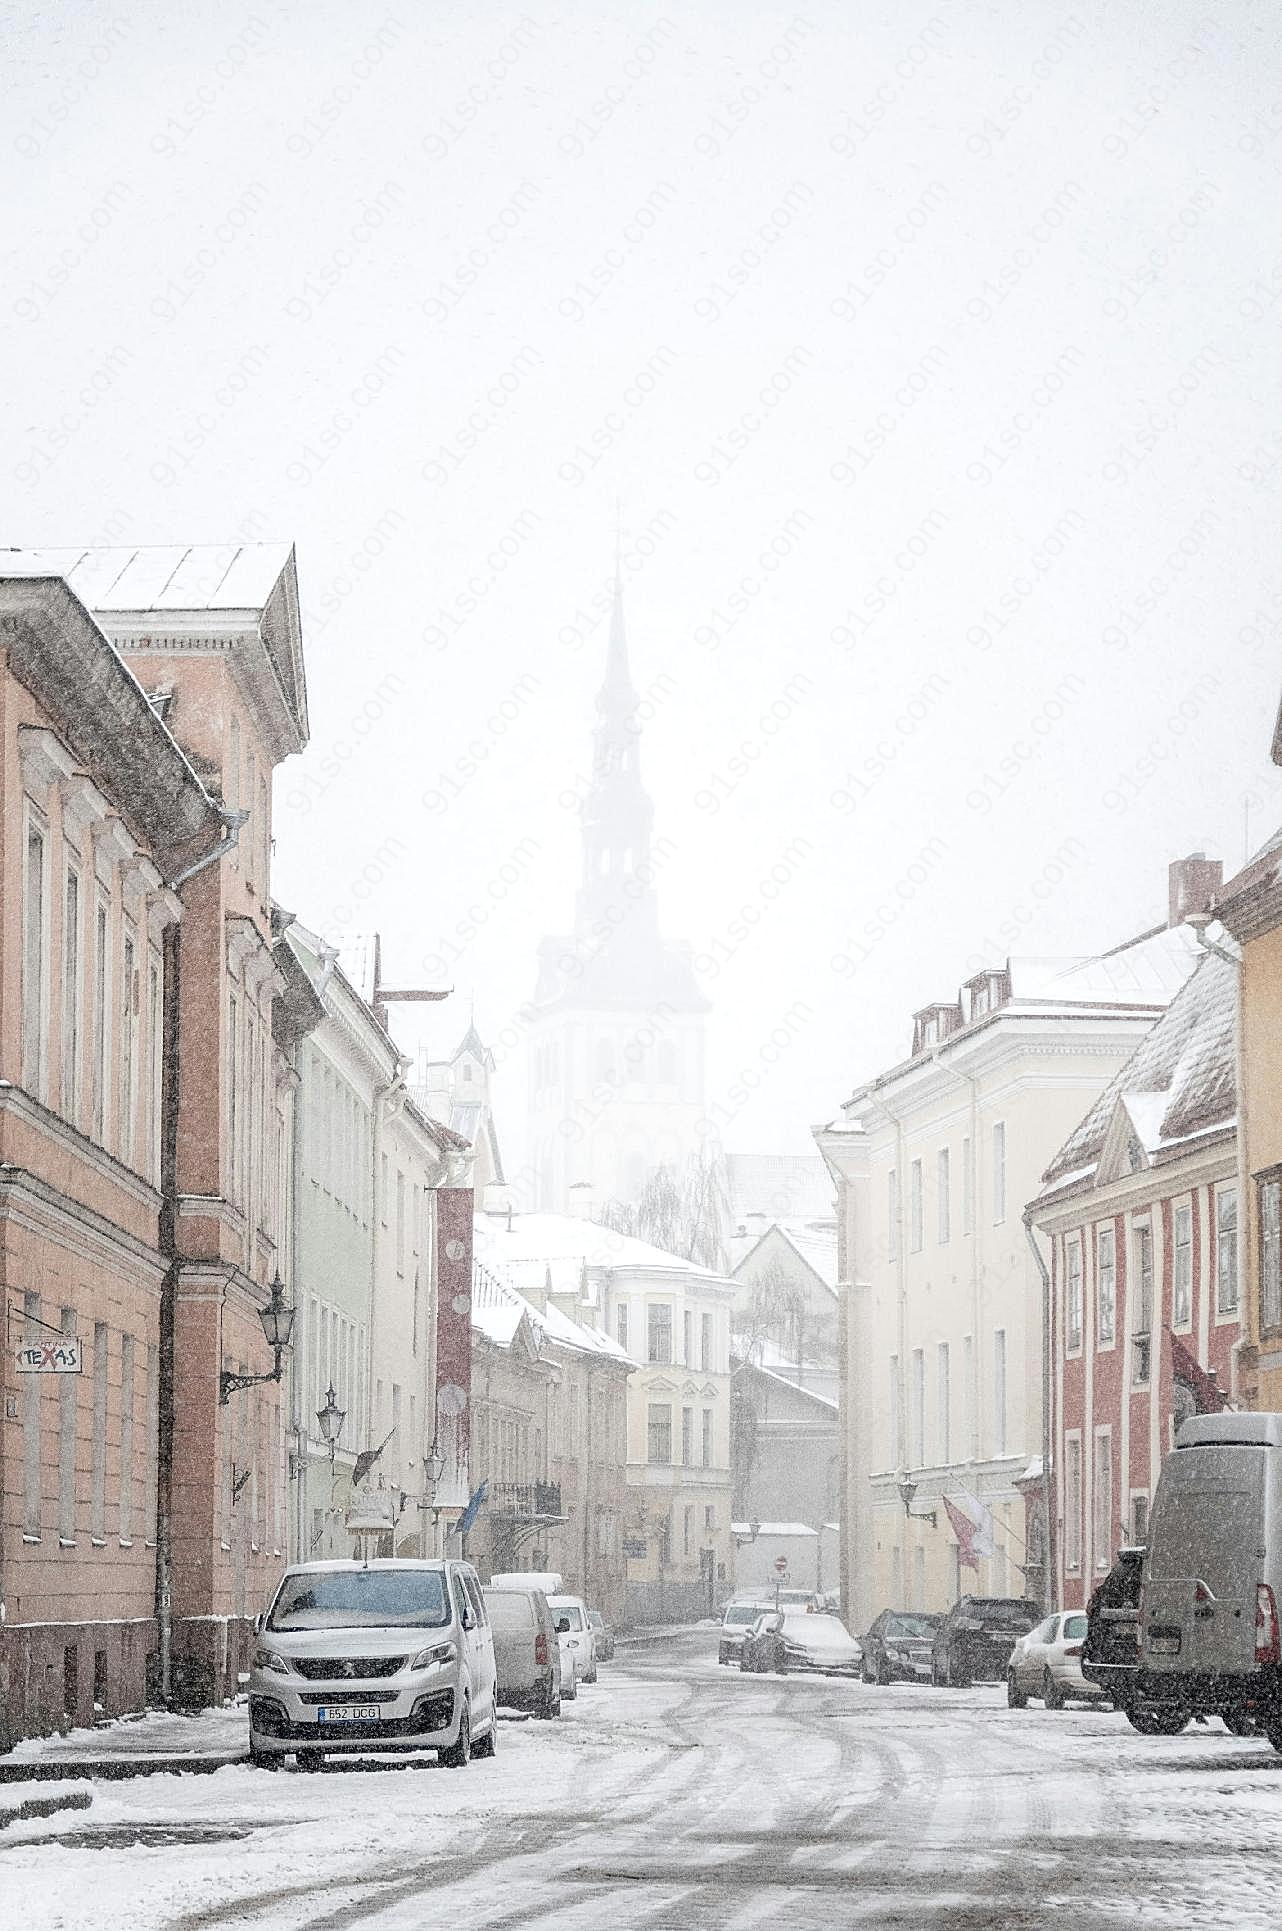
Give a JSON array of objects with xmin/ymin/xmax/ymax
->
[{"xmin": 525, "ymin": 571, "xmax": 709, "ymax": 1213}]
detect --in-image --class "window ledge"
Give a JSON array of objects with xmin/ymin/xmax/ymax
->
[
  {"xmin": 118, "ymin": 1537, "xmax": 133, "ymax": 1549},
  {"xmin": 90, "ymin": 1536, "xmax": 107, "ymax": 1548},
  {"xmin": 22, "ymin": 1532, "xmax": 41, "ymax": 1545},
  {"xmin": 59, "ymin": 1537, "xmax": 76, "ymax": 1549},
  {"xmin": 220, "ymin": 1540, "xmax": 232, "ymax": 1552}
]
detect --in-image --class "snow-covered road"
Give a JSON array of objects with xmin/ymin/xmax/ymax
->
[{"xmin": 6, "ymin": 1631, "xmax": 1282, "ymax": 1927}]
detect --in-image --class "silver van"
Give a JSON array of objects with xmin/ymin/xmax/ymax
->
[
  {"xmin": 483, "ymin": 1583, "xmax": 562, "ymax": 1718},
  {"xmin": 249, "ymin": 1558, "xmax": 499, "ymax": 1769},
  {"xmin": 1139, "ymin": 1411, "xmax": 1282, "ymax": 1744}
]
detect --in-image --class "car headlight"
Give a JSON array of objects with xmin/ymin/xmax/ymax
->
[
  {"xmin": 410, "ymin": 1642, "xmax": 458, "ymax": 1670},
  {"xmin": 252, "ymin": 1646, "xmax": 293, "ymax": 1677}
]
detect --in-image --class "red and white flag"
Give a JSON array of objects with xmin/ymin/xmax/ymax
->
[{"xmin": 943, "ymin": 1491, "xmax": 996, "ymax": 1569}]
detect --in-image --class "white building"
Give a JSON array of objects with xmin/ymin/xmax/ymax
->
[{"xmin": 525, "ymin": 575, "xmax": 709, "ymax": 1214}]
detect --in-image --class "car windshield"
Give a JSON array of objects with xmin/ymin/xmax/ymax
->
[
  {"xmin": 969, "ymin": 1600, "xmax": 1036, "ymax": 1623},
  {"xmin": 724, "ymin": 1604, "xmax": 766, "ymax": 1626},
  {"xmin": 886, "ymin": 1614, "xmax": 937, "ymax": 1638},
  {"xmin": 268, "ymin": 1568, "xmax": 450, "ymax": 1631}
]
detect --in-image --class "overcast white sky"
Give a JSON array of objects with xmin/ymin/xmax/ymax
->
[{"xmin": 6, "ymin": 0, "xmax": 1281, "ymax": 1164}]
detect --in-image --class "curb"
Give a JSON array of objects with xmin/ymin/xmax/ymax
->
[
  {"xmin": 0, "ymin": 1755, "xmax": 245, "ymax": 1785},
  {"xmin": 0, "ymin": 1788, "xmax": 93, "ymax": 1828}
]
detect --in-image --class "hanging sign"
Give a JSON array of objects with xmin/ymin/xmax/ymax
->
[{"xmin": 14, "ymin": 1338, "xmax": 83, "ymax": 1374}]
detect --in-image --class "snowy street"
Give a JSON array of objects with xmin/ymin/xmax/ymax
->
[{"xmin": 5, "ymin": 1630, "xmax": 1282, "ymax": 1928}]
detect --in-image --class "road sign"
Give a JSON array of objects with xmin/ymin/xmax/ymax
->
[
  {"xmin": 14, "ymin": 1339, "xmax": 82, "ymax": 1374},
  {"xmin": 345, "ymin": 1488, "xmax": 397, "ymax": 1533},
  {"xmin": 774, "ymin": 1555, "xmax": 789, "ymax": 1574}
]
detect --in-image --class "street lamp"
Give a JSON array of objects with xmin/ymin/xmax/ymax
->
[
  {"xmin": 423, "ymin": 1440, "xmax": 446, "ymax": 1486},
  {"xmin": 316, "ymin": 1383, "xmax": 346, "ymax": 1463},
  {"xmin": 218, "ymin": 1274, "xmax": 296, "ymax": 1404},
  {"xmin": 897, "ymin": 1473, "xmax": 937, "ymax": 1530}
]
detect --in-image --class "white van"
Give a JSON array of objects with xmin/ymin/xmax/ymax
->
[
  {"xmin": 249, "ymin": 1558, "xmax": 498, "ymax": 1769},
  {"xmin": 548, "ymin": 1593, "xmax": 597, "ymax": 1685},
  {"xmin": 1140, "ymin": 1412, "xmax": 1282, "ymax": 1745}
]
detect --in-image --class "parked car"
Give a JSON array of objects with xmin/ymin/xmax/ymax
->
[
  {"xmin": 718, "ymin": 1599, "xmax": 775, "ymax": 1666},
  {"xmin": 780, "ymin": 1610, "xmax": 862, "ymax": 1676},
  {"xmin": 740, "ymin": 1609, "xmax": 788, "ymax": 1673},
  {"xmin": 931, "ymin": 1595, "xmax": 1040, "ymax": 1686},
  {"xmin": 1138, "ymin": 1411, "xmax": 1282, "ymax": 1742},
  {"xmin": 483, "ymin": 1583, "xmax": 562, "ymax": 1719},
  {"xmin": 861, "ymin": 1610, "xmax": 941, "ymax": 1684},
  {"xmin": 547, "ymin": 1593, "xmax": 597, "ymax": 1684},
  {"xmin": 249, "ymin": 1558, "xmax": 498, "ymax": 1770},
  {"xmin": 587, "ymin": 1608, "xmax": 615, "ymax": 1661},
  {"xmin": 1007, "ymin": 1610, "xmax": 1105, "ymax": 1709}
]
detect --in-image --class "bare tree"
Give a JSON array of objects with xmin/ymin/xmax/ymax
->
[{"xmin": 602, "ymin": 1152, "xmax": 729, "ymax": 1270}]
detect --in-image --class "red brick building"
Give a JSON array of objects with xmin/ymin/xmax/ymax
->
[
  {"xmin": 0, "ymin": 547, "xmax": 313, "ymax": 1741},
  {"xmin": 1032, "ymin": 942, "xmax": 1238, "ymax": 1608}
]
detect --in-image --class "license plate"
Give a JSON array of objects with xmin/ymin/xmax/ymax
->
[
  {"xmin": 1149, "ymin": 1635, "xmax": 1180, "ymax": 1655},
  {"xmin": 316, "ymin": 1704, "xmax": 382, "ymax": 1723}
]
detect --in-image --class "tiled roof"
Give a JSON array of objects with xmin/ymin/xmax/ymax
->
[{"xmin": 1040, "ymin": 950, "xmax": 1236, "ymax": 1191}]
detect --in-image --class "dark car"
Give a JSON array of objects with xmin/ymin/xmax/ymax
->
[
  {"xmin": 740, "ymin": 1610, "xmax": 788, "ymax": 1673},
  {"xmin": 1084, "ymin": 1546, "xmax": 1194, "ymax": 1736},
  {"xmin": 861, "ymin": 1609, "xmax": 941, "ymax": 1684},
  {"xmin": 931, "ymin": 1595, "xmax": 1039, "ymax": 1686}
]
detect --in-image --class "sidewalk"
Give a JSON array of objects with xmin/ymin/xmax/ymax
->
[{"xmin": 0, "ymin": 1703, "xmax": 248, "ymax": 1783}]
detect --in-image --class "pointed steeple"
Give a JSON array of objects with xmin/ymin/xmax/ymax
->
[{"xmin": 574, "ymin": 566, "xmax": 657, "ymax": 934}]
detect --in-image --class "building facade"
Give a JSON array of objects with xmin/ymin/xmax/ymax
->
[
  {"xmin": 525, "ymin": 576, "xmax": 708, "ymax": 1215},
  {"xmin": 1032, "ymin": 949, "xmax": 1238, "ymax": 1606},
  {"xmin": 817, "ymin": 863, "xmax": 1214, "ymax": 1635}
]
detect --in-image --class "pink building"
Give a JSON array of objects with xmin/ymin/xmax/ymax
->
[{"xmin": 1032, "ymin": 944, "xmax": 1238, "ymax": 1608}]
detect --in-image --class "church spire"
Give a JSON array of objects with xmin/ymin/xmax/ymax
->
[{"xmin": 574, "ymin": 566, "xmax": 656, "ymax": 933}]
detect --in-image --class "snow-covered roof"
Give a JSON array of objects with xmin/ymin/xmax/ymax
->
[
  {"xmin": 475, "ymin": 1210, "xmax": 735, "ymax": 1289},
  {"xmin": 471, "ymin": 1249, "xmax": 631, "ymax": 1365},
  {"xmin": 730, "ymin": 1521, "xmax": 819, "ymax": 1538},
  {"xmin": 0, "ymin": 543, "xmax": 294, "ymax": 613},
  {"xmin": 732, "ymin": 1217, "xmax": 839, "ymax": 1290}
]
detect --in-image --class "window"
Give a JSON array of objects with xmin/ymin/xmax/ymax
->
[
  {"xmin": 963, "ymin": 1333, "xmax": 976, "ymax": 1456},
  {"xmin": 228, "ymin": 993, "xmax": 239, "ymax": 1191},
  {"xmin": 119, "ymin": 1335, "xmax": 135, "ymax": 1542},
  {"xmin": 1065, "ymin": 1236, "xmax": 1083, "ymax": 1353},
  {"xmin": 92, "ymin": 901, "xmax": 108, "ymax": 1140},
  {"xmin": 616, "ymin": 1304, "xmax": 629, "ymax": 1352},
  {"xmin": 992, "ymin": 1122, "xmax": 1006, "ymax": 1223},
  {"xmin": 889, "ymin": 1354, "xmax": 901, "ymax": 1466},
  {"xmin": 937, "ymin": 1342, "xmax": 950, "ymax": 1463},
  {"xmin": 705, "ymin": 1505, "xmax": 715, "ymax": 1529},
  {"xmin": 647, "ymin": 1303, "xmax": 672, "ymax": 1365},
  {"xmin": 120, "ymin": 927, "xmax": 137, "ymax": 1165},
  {"xmin": 1093, "ymin": 1430, "xmax": 1113, "ymax": 1571},
  {"xmin": 910, "ymin": 1348, "xmax": 925, "ymax": 1466},
  {"xmin": 681, "ymin": 1407, "xmax": 693, "ymax": 1466},
  {"xmin": 148, "ymin": 958, "xmax": 162, "ymax": 1182},
  {"xmin": 91, "ymin": 1321, "xmax": 108, "ymax": 1542},
  {"xmin": 937, "ymin": 1148, "xmax": 950, "ymax": 1244},
  {"xmin": 58, "ymin": 1306, "xmax": 76, "ymax": 1544},
  {"xmin": 1097, "ymin": 1226, "xmax": 1116, "ymax": 1346},
  {"xmin": 701, "ymin": 1407, "xmax": 712, "ymax": 1467},
  {"xmin": 23, "ymin": 815, "xmax": 48, "ymax": 1096},
  {"xmin": 246, "ymin": 751, "xmax": 257, "ymax": 879},
  {"xmin": 1065, "ymin": 1435, "xmax": 1082, "ymax": 1571},
  {"xmin": 1173, "ymin": 1202, "xmax": 1193, "ymax": 1329},
  {"xmin": 1216, "ymin": 1187, "xmax": 1239, "ymax": 1316},
  {"xmin": 962, "ymin": 1137, "xmax": 973, "ymax": 1235},
  {"xmin": 1131, "ymin": 1493, "xmax": 1149, "ymax": 1544},
  {"xmin": 647, "ymin": 1403, "xmax": 672, "ymax": 1464},
  {"xmin": 682, "ymin": 1308, "xmax": 692, "ymax": 1364},
  {"xmin": 1261, "ymin": 1176, "xmax": 1282, "ymax": 1332},
  {"xmin": 909, "ymin": 1160, "xmax": 923, "ymax": 1252},
  {"xmin": 887, "ymin": 1169, "xmax": 899, "ymax": 1260},
  {"xmin": 228, "ymin": 716, "xmax": 241, "ymax": 867},
  {"xmin": 993, "ymin": 1329, "xmax": 1007, "ymax": 1456},
  {"xmin": 396, "ymin": 1171, "xmax": 406, "ymax": 1274},
  {"xmin": 701, "ymin": 1311, "xmax": 712, "ymax": 1371},
  {"xmin": 61, "ymin": 866, "xmax": 80, "ymax": 1123},
  {"xmin": 1133, "ymin": 1222, "xmax": 1154, "ymax": 1381},
  {"xmin": 683, "ymin": 1506, "xmax": 692, "ymax": 1556},
  {"xmin": 23, "ymin": 1293, "xmax": 42, "ymax": 1536}
]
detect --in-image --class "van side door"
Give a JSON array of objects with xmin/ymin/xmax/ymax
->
[{"xmin": 463, "ymin": 1569, "xmax": 496, "ymax": 1724}]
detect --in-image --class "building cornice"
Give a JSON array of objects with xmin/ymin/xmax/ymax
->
[
  {"xmin": 1031, "ymin": 1133, "xmax": 1237, "ymax": 1233},
  {"xmin": 0, "ymin": 1162, "xmax": 164, "ymax": 1279},
  {"xmin": 0, "ymin": 1083, "xmax": 162, "ymax": 1213}
]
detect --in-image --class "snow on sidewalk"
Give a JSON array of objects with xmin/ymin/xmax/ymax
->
[{"xmin": 3, "ymin": 1701, "xmax": 247, "ymax": 1771}]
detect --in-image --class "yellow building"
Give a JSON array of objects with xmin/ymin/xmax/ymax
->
[{"xmin": 817, "ymin": 872, "xmax": 1213, "ymax": 1633}]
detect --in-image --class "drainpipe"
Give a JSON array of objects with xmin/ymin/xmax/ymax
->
[
  {"xmin": 928, "ymin": 1049, "xmax": 984, "ymax": 1592},
  {"xmin": 1023, "ymin": 1211, "xmax": 1056, "ymax": 1614},
  {"xmin": 155, "ymin": 808, "xmax": 246, "ymax": 1707},
  {"xmin": 1190, "ymin": 918, "xmax": 1246, "ymax": 1405}
]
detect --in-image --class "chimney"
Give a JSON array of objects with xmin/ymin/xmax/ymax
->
[
  {"xmin": 1168, "ymin": 852, "xmax": 1223, "ymax": 927},
  {"xmin": 567, "ymin": 1179, "xmax": 597, "ymax": 1221}
]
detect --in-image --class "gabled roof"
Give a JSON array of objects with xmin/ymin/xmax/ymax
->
[
  {"xmin": 732, "ymin": 1219, "xmax": 839, "ymax": 1292},
  {"xmin": 475, "ymin": 1210, "xmax": 735, "ymax": 1288},
  {"xmin": 1038, "ymin": 949, "xmax": 1236, "ymax": 1197}
]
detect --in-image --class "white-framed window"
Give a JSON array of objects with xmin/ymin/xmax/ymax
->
[
  {"xmin": 683, "ymin": 1309, "xmax": 692, "ymax": 1364},
  {"xmin": 148, "ymin": 954, "xmax": 162, "ymax": 1183},
  {"xmin": 228, "ymin": 991, "xmax": 239, "ymax": 1193},
  {"xmin": 910, "ymin": 1159, "xmax": 923, "ymax": 1253},
  {"xmin": 92, "ymin": 899, "xmax": 109, "ymax": 1142},
  {"xmin": 22, "ymin": 807, "xmax": 49, "ymax": 1098},
  {"xmin": 889, "ymin": 1353, "xmax": 901, "ymax": 1467},
  {"xmin": 1261, "ymin": 1174, "xmax": 1282, "ymax": 1334},
  {"xmin": 1064, "ymin": 1432, "xmax": 1083, "ymax": 1572},
  {"xmin": 887, "ymin": 1168, "xmax": 899, "ymax": 1261},
  {"xmin": 1216, "ymin": 1185, "xmax": 1239, "ymax": 1317},
  {"xmin": 647, "ymin": 1403, "xmax": 672, "ymax": 1464},
  {"xmin": 1065, "ymin": 1235, "xmax": 1084, "ymax": 1354},
  {"xmin": 910, "ymin": 1348, "xmax": 925, "ymax": 1465},
  {"xmin": 120, "ymin": 924, "xmax": 138, "ymax": 1166},
  {"xmin": 228, "ymin": 716, "xmax": 241, "ymax": 869},
  {"xmin": 1132, "ymin": 1221, "xmax": 1154, "ymax": 1384},
  {"xmin": 992, "ymin": 1122, "xmax": 1006, "ymax": 1224},
  {"xmin": 1096, "ymin": 1225, "xmax": 1116, "ymax": 1347},
  {"xmin": 647, "ymin": 1303, "xmax": 672, "ymax": 1365},
  {"xmin": 1173, "ymin": 1202, "xmax": 1193, "ymax": 1330},
  {"xmin": 616, "ymin": 1304, "xmax": 629, "ymax": 1352},
  {"xmin": 963, "ymin": 1333, "xmax": 976, "ymax": 1456},
  {"xmin": 681, "ymin": 1406, "xmax": 693, "ymax": 1466},
  {"xmin": 937, "ymin": 1341, "xmax": 950, "ymax": 1463},
  {"xmin": 993, "ymin": 1328, "xmax": 1007, "ymax": 1455},
  {"xmin": 396, "ymin": 1170, "xmax": 406, "ymax": 1275},
  {"xmin": 1130, "ymin": 1491, "xmax": 1150, "ymax": 1544},
  {"xmin": 937, "ymin": 1147, "xmax": 951, "ymax": 1245},
  {"xmin": 61, "ymin": 861, "xmax": 81, "ymax": 1124},
  {"xmin": 1093, "ymin": 1428, "xmax": 1113, "ymax": 1572},
  {"xmin": 962, "ymin": 1136, "xmax": 973, "ymax": 1235},
  {"xmin": 702, "ymin": 1407, "xmax": 712, "ymax": 1467}
]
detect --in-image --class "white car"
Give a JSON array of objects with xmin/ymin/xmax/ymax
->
[
  {"xmin": 780, "ymin": 1609, "xmax": 863, "ymax": 1677},
  {"xmin": 249, "ymin": 1558, "xmax": 499, "ymax": 1769},
  {"xmin": 548, "ymin": 1594, "xmax": 597, "ymax": 1685},
  {"xmin": 1007, "ymin": 1610, "xmax": 1105, "ymax": 1709}
]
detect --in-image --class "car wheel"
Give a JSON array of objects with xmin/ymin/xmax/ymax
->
[
  {"xmin": 249, "ymin": 1742, "xmax": 283, "ymax": 1770},
  {"xmin": 1126, "ymin": 1705, "xmax": 1190, "ymax": 1736},
  {"xmin": 538, "ymin": 1685, "xmax": 560, "ymax": 1719},
  {"xmin": 563, "ymin": 1674, "xmax": 577, "ymax": 1700},
  {"xmin": 861, "ymin": 1655, "xmax": 875, "ymax": 1684},
  {"xmin": 440, "ymin": 1701, "xmax": 471, "ymax": 1767},
  {"xmin": 1007, "ymin": 1671, "xmax": 1028, "ymax": 1710},
  {"xmin": 1223, "ymin": 1709, "xmax": 1257, "ymax": 1737},
  {"xmin": 295, "ymin": 1749, "xmax": 325, "ymax": 1773},
  {"xmin": 474, "ymin": 1715, "xmax": 498, "ymax": 1759},
  {"xmin": 585, "ymin": 1668, "xmax": 598, "ymax": 1685},
  {"xmin": 931, "ymin": 1657, "xmax": 944, "ymax": 1687},
  {"xmin": 876, "ymin": 1656, "xmax": 893, "ymax": 1687},
  {"xmin": 1042, "ymin": 1668, "xmax": 1065, "ymax": 1712}
]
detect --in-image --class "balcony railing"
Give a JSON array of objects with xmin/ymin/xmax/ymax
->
[{"xmin": 489, "ymin": 1481, "xmax": 564, "ymax": 1520}]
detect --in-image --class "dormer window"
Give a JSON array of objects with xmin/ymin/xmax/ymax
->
[{"xmin": 965, "ymin": 969, "xmax": 1010, "ymax": 1022}]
